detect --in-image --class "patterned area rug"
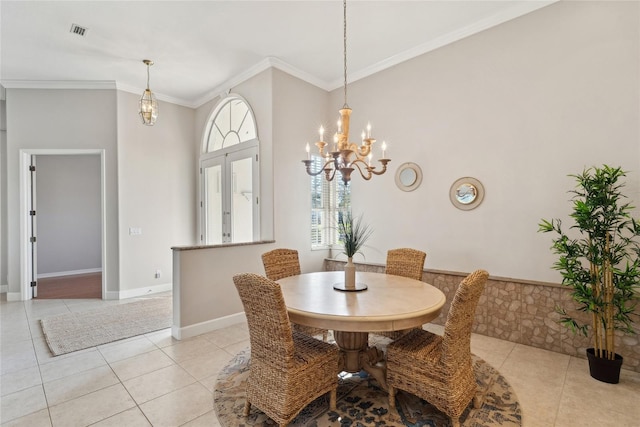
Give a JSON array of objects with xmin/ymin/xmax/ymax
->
[
  {"xmin": 41, "ymin": 296, "xmax": 172, "ymax": 356},
  {"xmin": 214, "ymin": 347, "xmax": 522, "ymax": 426}
]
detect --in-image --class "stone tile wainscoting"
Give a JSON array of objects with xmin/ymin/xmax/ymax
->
[{"xmin": 324, "ymin": 259, "xmax": 640, "ymax": 373}]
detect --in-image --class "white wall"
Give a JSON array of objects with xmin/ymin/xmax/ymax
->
[
  {"xmin": 174, "ymin": 68, "xmax": 333, "ymax": 334},
  {"xmin": 36, "ymin": 154, "xmax": 101, "ymax": 275},
  {"xmin": 271, "ymin": 68, "xmax": 331, "ymax": 271},
  {"xmin": 5, "ymin": 89, "xmax": 119, "ymax": 299},
  {"xmin": 4, "ymin": 88, "xmax": 197, "ymax": 299},
  {"xmin": 327, "ymin": 0, "xmax": 640, "ymax": 283},
  {"xmin": 116, "ymin": 90, "xmax": 196, "ymax": 297}
]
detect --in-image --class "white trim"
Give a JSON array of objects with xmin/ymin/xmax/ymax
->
[
  {"xmin": 193, "ymin": 57, "xmax": 331, "ymax": 108},
  {"xmin": 1, "ymin": 80, "xmax": 116, "ymax": 90},
  {"xmin": 19, "ymin": 149, "xmax": 107, "ymax": 301},
  {"xmin": 1, "ymin": 1, "xmax": 557, "ymax": 109},
  {"xmin": 193, "ymin": 2, "xmax": 557, "ymax": 107},
  {"xmin": 106, "ymin": 282, "xmax": 173, "ymax": 301},
  {"xmin": 19, "ymin": 152, "xmax": 31, "ymax": 300},
  {"xmin": 37, "ymin": 268, "xmax": 102, "ymax": 279},
  {"xmin": 172, "ymin": 312, "xmax": 246, "ymax": 341},
  {"xmin": 7, "ymin": 292, "xmax": 22, "ymax": 301},
  {"xmin": 327, "ymin": 1, "xmax": 558, "ymax": 90},
  {"xmin": 115, "ymin": 83, "xmax": 194, "ymax": 108}
]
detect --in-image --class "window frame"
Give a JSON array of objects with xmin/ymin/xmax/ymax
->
[{"xmin": 199, "ymin": 95, "xmax": 260, "ymax": 244}]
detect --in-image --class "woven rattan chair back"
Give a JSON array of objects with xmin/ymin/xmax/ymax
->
[
  {"xmin": 385, "ymin": 248, "xmax": 427, "ymax": 281},
  {"xmin": 233, "ymin": 272, "xmax": 295, "ymax": 363},
  {"xmin": 232, "ymin": 272, "xmax": 339, "ymax": 426},
  {"xmin": 262, "ymin": 248, "xmax": 301, "ymax": 281},
  {"xmin": 386, "ymin": 269, "xmax": 489, "ymax": 427},
  {"xmin": 376, "ymin": 248, "xmax": 427, "ymax": 340},
  {"xmin": 441, "ymin": 269, "xmax": 489, "ymax": 368},
  {"xmin": 261, "ymin": 248, "xmax": 328, "ymax": 341}
]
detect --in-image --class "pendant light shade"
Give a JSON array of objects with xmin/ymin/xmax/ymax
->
[{"xmin": 139, "ymin": 59, "xmax": 158, "ymax": 126}]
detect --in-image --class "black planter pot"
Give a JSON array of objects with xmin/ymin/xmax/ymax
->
[{"xmin": 586, "ymin": 348, "xmax": 623, "ymax": 384}]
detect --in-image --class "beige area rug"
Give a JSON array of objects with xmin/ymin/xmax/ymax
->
[
  {"xmin": 40, "ymin": 296, "xmax": 172, "ymax": 356},
  {"xmin": 214, "ymin": 348, "xmax": 522, "ymax": 426}
]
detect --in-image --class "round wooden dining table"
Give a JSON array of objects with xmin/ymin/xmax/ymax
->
[{"xmin": 277, "ymin": 271, "xmax": 446, "ymax": 389}]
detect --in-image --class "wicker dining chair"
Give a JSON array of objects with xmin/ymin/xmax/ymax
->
[
  {"xmin": 261, "ymin": 248, "xmax": 328, "ymax": 341},
  {"xmin": 385, "ymin": 247, "xmax": 426, "ymax": 281},
  {"xmin": 375, "ymin": 248, "xmax": 427, "ymax": 340},
  {"xmin": 233, "ymin": 273, "xmax": 339, "ymax": 427},
  {"xmin": 386, "ymin": 269, "xmax": 490, "ymax": 427}
]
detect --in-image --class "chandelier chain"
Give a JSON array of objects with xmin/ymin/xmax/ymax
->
[{"xmin": 343, "ymin": 0, "xmax": 348, "ymax": 108}]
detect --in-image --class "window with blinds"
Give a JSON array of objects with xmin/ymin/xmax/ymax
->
[{"xmin": 310, "ymin": 155, "xmax": 351, "ymax": 248}]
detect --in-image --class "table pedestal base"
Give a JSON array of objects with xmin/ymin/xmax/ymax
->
[{"xmin": 333, "ymin": 331, "xmax": 388, "ymax": 390}]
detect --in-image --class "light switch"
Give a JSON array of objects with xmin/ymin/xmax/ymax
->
[{"xmin": 129, "ymin": 227, "xmax": 142, "ymax": 236}]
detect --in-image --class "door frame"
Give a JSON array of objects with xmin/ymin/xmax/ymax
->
[{"xmin": 19, "ymin": 149, "xmax": 107, "ymax": 300}]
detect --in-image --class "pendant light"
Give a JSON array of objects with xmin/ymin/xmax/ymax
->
[{"xmin": 139, "ymin": 59, "xmax": 158, "ymax": 126}]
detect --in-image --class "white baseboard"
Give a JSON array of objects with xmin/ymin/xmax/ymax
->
[
  {"xmin": 37, "ymin": 268, "xmax": 102, "ymax": 279},
  {"xmin": 7, "ymin": 292, "xmax": 22, "ymax": 301},
  {"xmin": 172, "ymin": 312, "xmax": 246, "ymax": 340},
  {"xmin": 0, "ymin": 285, "xmax": 7, "ymax": 294},
  {"xmin": 106, "ymin": 282, "xmax": 173, "ymax": 300}
]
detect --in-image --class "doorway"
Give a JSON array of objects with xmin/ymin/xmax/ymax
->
[
  {"xmin": 20, "ymin": 149, "xmax": 106, "ymax": 300},
  {"xmin": 33, "ymin": 154, "xmax": 102, "ymax": 299}
]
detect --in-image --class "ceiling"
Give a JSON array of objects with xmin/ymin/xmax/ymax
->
[{"xmin": 0, "ymin": 1, "xmax": 555, "ymax": 108}]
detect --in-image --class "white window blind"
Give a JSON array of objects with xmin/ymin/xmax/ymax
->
[{"xmin": 310, "ymin": 155, "xmax": 351, "ymax": 248}]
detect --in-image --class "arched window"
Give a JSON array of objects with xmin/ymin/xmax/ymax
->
[{"xmin": 200, "ymin": 95, "xmax": 259, "ymax": 244}]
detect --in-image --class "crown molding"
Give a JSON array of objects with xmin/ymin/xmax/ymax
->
[
  {"xmin": 115, "ymin": 82, "xmax": 195, "ymax": 108},
  {"xmin": 191, "ymin": 57, "xmax": 332, "ymax": 109},
  {"xmin": 0, "ymin": 79, "xmax": 196, "ymax": 108},
  {"xmin": 1, "ymin": 1, "xmax": 557, "ymax": 109},
  {"xmin": 0, "ymin": 80, "xmax": 116, "ymax": 90},
  {"xmin": 327, "ymin": 1, "xmax": 558, "ymax": 90}
]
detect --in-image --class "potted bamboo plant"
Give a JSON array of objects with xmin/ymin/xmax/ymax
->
[
  {"xmin": 337, "ymin": 211, "xmax": 373, "ymax": 290},
  {"xmin": 539, "ymin": 165, "xmax": 640, "ymax": 383}
]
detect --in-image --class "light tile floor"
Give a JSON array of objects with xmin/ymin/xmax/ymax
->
[{"xmin": 1, "ymin": 294, "xmax": 639, "ymax": 426}]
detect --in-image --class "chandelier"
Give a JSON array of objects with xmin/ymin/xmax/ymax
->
[
  {"xmin": 302, "ymin": 0, "xmax": 390, "ymax": 185},
  {"xmin": 139, "ymin": 59, "xmax": 158, "ymax": 126}
]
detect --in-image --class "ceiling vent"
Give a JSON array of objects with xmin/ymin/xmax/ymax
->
[{"xmin": 69, "ymin": 24, "xmax": 88, "ymax": 37}]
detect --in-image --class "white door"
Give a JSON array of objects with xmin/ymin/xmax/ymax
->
[{"xmin": 201, "ymin": 145, "xmax": 258, "ymax": 244}]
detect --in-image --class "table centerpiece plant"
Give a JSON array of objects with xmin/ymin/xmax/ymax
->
[
  {"xmin": 338, "ymin": 211, "xmax": 373, "ymax": 289},
  {"xmin": 538, "ymin": 165, "xmax": 640, "ymax": 383}
]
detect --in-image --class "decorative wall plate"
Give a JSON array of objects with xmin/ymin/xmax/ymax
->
[
  {"xmin": 449, "ymin": 177, "xmax": 484, "ymax": 210},
  {"xmin": 395, "ymin": 162, "xmax": 422, "ymax": 192}
]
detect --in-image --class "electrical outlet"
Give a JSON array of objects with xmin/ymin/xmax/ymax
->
[{"xmin": 155, "ymin": 270, "xmax": 162, "ymax": 279}]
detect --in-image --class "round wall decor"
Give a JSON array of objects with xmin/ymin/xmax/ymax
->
[
  {"xmin": 449, "ymin": 177, "xmax": 484, "ymax": 210},
  {"xmin": 395, "ymin": 162, "xmax": 422, "ymax": 192}
]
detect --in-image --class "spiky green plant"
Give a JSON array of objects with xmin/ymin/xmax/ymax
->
[
  {"xmin": 539, "ymin": 165, "xmax": 640, "ymax": 360},
  {"xmin": 337, "ymin": 211, "xmax": 373, "ymax": 258}
]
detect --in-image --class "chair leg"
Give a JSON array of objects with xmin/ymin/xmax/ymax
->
[
  {"xmin": 323, "ymin": 331, "xmax": 328, "ymax": 342},
  {"xmin": 243, "ymin": 400, "xmax": 251, "ymax": 416},
  {"xmin": 388, "ymin": 385, "xmax": 396, "ymax": 409},
  {"xmin": 473, "ymin": 393, "xmax": 483, "ymax": 409},
  {"xmin": 451, "ymin": 417, "xmax": 461, "ymax": 427},
  {"xmin": 329, "ymin": 388, "xmax": 337, "ymax": 411}
]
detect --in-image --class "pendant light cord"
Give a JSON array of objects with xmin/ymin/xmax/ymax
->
[
  {"xmin": 146, "ymin": 64, "xmax": 151, "ymax": 90},
  {"xmin": 343, "ymin": 0, "xmax": 348, "ymax": 109}
]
